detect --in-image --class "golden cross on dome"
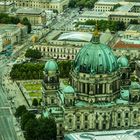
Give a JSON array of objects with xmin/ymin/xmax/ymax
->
[
  {"xmin": 92, "ymin": 20, "xmax": 100, "ymax": 43},
  {"xmin": 93, "ymin": 20, "xmax": 99, "ymax": 37}
]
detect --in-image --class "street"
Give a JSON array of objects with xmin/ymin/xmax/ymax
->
[
  {"xmin": 50, "ymin": 8, "xmax": 80, "ymax": 31},
  {"xmin": 0, "ymin": 61, "xmax": 18, "ymax": 140}
]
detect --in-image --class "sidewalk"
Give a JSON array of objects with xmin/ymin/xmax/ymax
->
[{"xmin": 2, "ymin": 68, "xmax": 29, "ymax": 108}]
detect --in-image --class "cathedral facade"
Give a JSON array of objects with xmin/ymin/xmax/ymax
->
[{"xmin": 41, "ymin": 33, "xmax": 140, "ymax": 139}]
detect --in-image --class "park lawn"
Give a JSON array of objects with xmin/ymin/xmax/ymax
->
[
  {"xmin": 29, "ymin": 92, "xmax": 42, "ymax": 97},
  {"xmin": 23, "ymin": 83, "xmax": 42, "ymax": 91}
]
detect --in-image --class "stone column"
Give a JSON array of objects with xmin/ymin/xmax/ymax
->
[
  {"xmin": 78, "ymin": 82, "xmax": 80, "ymax": 92},
  {"xmin": 81, "ymin": 83, "xmax": 83, "ymax": 93},
  {"xmin": 92, "ymin": 113, "xmax": 96, "ymax": 129},
  {"xmin": 85, "ymin": 83, "xmax": 88, "ymax": 94},
  {"xmin": 81, "ymin": 113, "xmax": 84, "ymax": 129},
  {"xmin": 89, "ymin": 114, "xmax": 92, "ymax": 129},
  {"xmin": 107, "ymin": 84, "xmax": 110, "ymax": 93},
  {"xmin": 102, "ymin": 84, "xmax": 105, "ymax": 94},
  {"xmin": 99, "ymin": 117, "xmax": 103, "ymax": 130},
  {"xmin": 93, "ymin": 84, "xmax": 96, "ymax": 94},
  {"xmin": 73, "ymin": 115, "xmax": 76, "ymax": 130}
]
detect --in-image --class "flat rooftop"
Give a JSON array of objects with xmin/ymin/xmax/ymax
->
[
  {"xmin": 115, "ymin": 4, "xmax": 133, "ymax": 12},
  {"xmin": 81, "ymin": 11, "xmax": 110, "ymax": 18},
  {"xmin": 57, "ymin": 32, "xmax": 93, "ymax": 42},
  {"xmin": 110, "ymin": 11, "xmax": 140, "ymax": 16},
  {"xmin": 16, "ymin": 7, "xmax": 43, "ymax": 14},
  {"xmin": 0, "ymin": 2, "xmax": 14, "ymax": 5},
  {"xmin": 64, "ymin": 129, "xmax": 140, "ymax": 140},
  {"xmin": 0, "ymin": 24, "xmax": 20, "ymax": 33},
  {"xmin": 127, "ymin": 24, "xmax": 140, "ymax": 32}
]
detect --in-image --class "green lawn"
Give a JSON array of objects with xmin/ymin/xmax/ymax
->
[
  {"xmin": 23, "ymin": 83, "xmax": 42, "ymax": 91},
  {"xmin": 28, "ymin": 92, "xmax": 42, "ymax": 97}
]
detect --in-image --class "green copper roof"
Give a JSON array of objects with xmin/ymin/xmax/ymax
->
[
  {"xmin": 130, "ymin": 82, "xmax": 140, "ymax": 89},
  {"xmin": 74, "ymin": 43, "xmax": 118, "ymax": 74},
  {"xmin": 63, "ymin": 86, "xmax": 74, "ymax": 94},
  {"xmin": 120, "ymin": 90, "xmax": 129, "ymax": 101},
  {"xmin": 44, "ymin": 59, "xmax": 58, "ymax": 72},
  {"xmin": 117, "ymin": 56, "xmax": 129, "ymax": 68}
]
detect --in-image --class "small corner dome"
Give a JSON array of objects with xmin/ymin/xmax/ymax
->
[
  {"xmin": 117, "ymin": 56, "xmax": 129, "ymax": 68},
  {"xmin": 63, "ymin": 86, "xmax": 74, "ymax": 94},
  {"xmin": 44, "ymin": 59, "xmax": 58, "ymax": 72}
]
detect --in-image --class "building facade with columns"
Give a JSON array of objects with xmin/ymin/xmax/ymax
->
[
  {"xmin": 8, "ymin": 0, "xmax": 69, "ymax": 13},
  {"xmin": 16, "ymin": 7, "xmax": 46, "ymax": 25},
  {"xmin": 42, "ymin": 33, "xmax": 140, "ymax": 139}
]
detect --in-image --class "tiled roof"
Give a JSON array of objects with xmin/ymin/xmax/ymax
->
[{"xmin": 113, "ymin": 41, "xmax": 140, "ymax": 49}]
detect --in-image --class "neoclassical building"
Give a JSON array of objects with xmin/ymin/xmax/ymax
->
[
  {"xmin": 41, "ymin": 32, "xmax": 140, "ymax": 139},
  {"xmin": 8, "ymin": 0, "xmax": 69, "ymax": 13}
]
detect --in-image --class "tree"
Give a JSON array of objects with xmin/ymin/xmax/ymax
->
[
  {"xmin": 58, "ymin": 60, "xmax": 72, "ymax": 78},
  {"xmin": 111, "ymin": 3, "xmax": 121, "ymax": 11},
  {"xmin": 21, "ymin": 17, "xmax": 32, "ymax": 33},
  {"xmin": 68, "ymin": 0, "xmax": 76, "ymax": 8},
  {"xmin": 15, "ymin": 105, "xmax": 27, "ymax": 118},
  {"xmin": 0, "ymin": 13, "xmax": 20, "ymax": 24},
  {"xmin": 10, "ymin": 16, "xmax": 20, "ymax": 24},
  {"xmin": 53, "ymin": 9, "xmax": 58, "ymax": 14},
  {"xmin": 130, "ymin": 19, "xmax": 138, "ymax": 24},
  {"xmin": 17, "ymin": 108, "xmax": 57, "ymax": 140},
  {"xmin": 37, "ymin": 117, "xmax": 57, "ymax": 140},
  {"xmin": 24, "ymin": 118, "xmax": 39, "ymax": 140},
  {"xmin": 21, "ymin": 111, "xmax": 35, "ymax": 130},
  {"xmin": 25, "ymin": 49, "xmax": 42, "ymax": 60},
  {"xmin": 10, "ymin": 63, "xmax": 45, "ymax": 80},
  {"xmin": 116, "ymin": 21, "xmax": 126, "ymax": 31},
  {"xmin": 32, "ymin": 98, "xmax": 38, "ymax": 107}
]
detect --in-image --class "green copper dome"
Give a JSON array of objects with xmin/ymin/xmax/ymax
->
[
  {"xmin": 44, "ymin": 59, "xmax": 58, "ymax": 72},
  {"xmin": 117, "ymin": 56, "xmax": 129, "ymax": 68},
  {"xmin": 74, "ymin": 43, "xmax": 118, "ymax": 74},
  {"xmin": 63, "ymin": 86, "xmax": 75, "ymax": 94}
]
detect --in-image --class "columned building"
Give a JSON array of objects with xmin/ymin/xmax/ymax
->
[{"xmin": 42, "ymin": 31, "xmax": 140, "ymax": 139}]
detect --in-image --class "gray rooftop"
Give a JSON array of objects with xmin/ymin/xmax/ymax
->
[
  {"xmin": 81, "ymin": 11, "xmax": 110, "ymax": 18},
  {"xmin": 115, "ymin": 4, "xmax": 133, "ymax": 12},
  {"xmin": 16, "ymin": 8, "xmax": 43, "ymax": 15},
  {"xmin": 64, "ymin": 129, "xmax": 140, "ymax": 140},
  {"xmin": 0, "ymin": 2, "xmax": 14, "ymax": 5},
  {"xmin": 127, "ymin": 24, "xmax": 140, "ymax": 32},
  {"xmin": 98, "ymin": 0, "xmax": 124, "ymax": 2},
  {"xmin": 0, "ymin": 24, "xmax": 20, "ymax": 34},
  {"xmin": 58, "ymin": 32, "xmax": 93, "ymax": 42}
]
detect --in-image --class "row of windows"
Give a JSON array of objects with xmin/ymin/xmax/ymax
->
[
  {"xmin": 118, "ymin": 112, "xmax": 137, "ymax": 118},
  {"xmin": 38, "ymin": 47, "xmax": 79, "ymax": 54},
  {"xmin": 18, "ymin": 3, "xmax": 58, "ymax": 9},
  {"xmin": 75, "ymin": 120, "xmax": 135, "ymax": 130},
  {"xmin": 95, "ymin": 6, "xmax": 112, "ymax": 9},
  {"xmin": 110, "ymin": 17, "xmax": 137, "ymax": 22},
  {"xmin": 73, "ymin": 112, "xmax": 137, "ymax": 122}
]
